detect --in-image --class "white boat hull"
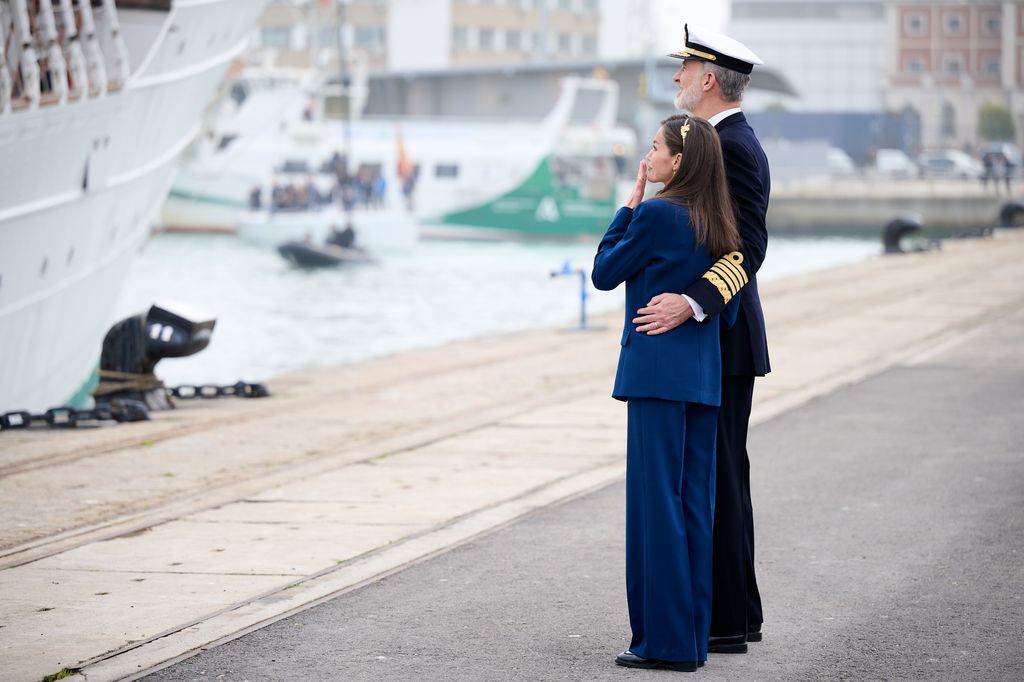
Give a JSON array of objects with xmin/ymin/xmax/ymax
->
[{"xmin": 0, "ymin": 0, "xmax": 271, "ymax": 413}]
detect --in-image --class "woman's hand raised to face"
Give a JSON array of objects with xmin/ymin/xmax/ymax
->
[{"xmin": 625, "ymin": 160, "xmax": 647, "ymax": 210}]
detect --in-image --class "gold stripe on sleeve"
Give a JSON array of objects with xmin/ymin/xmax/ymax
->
[
  {"xmin": 702, "ymin": 252, "xmax": 749, "ymax": 304},
  {"xmin": 702, "ymin": 272, "xmax": 733, "ymax": 304},
  {"xmin": 711, "ymin": 264, "xmax": 742, "ymax": 293},
  {"xmin": 718, "ymin": 253, "xmax": 749, "ymax": 286}
]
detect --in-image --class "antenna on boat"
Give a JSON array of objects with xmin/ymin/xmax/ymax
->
[{"xmin": 336, "ymin": 0, "xmax": 355, "ymax": 231}]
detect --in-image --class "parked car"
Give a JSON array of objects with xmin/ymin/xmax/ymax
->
[
  {"xmin": 873, "ymin": 148, "xmax": 920, "ymax": 179},
  {"xmin": 917, "ymin": 149, "xmax": 984, "ymax": 179},
  {"xmin": 827, "ymin": 147, "xmax": 859, "ymax": 177}
]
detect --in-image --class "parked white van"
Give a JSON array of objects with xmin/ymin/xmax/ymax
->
[
  {"xmin": 917, "ymin": 150, "xmax": 983, "ymax": 179},
  {"xmin": 873, "ymin": 149, "xmax": 920, "ymax": 179}
]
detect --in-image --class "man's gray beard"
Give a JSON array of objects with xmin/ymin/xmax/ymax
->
[{"xmin": 674, "ymin": 85, "xmax": 699, "ymax": 114}]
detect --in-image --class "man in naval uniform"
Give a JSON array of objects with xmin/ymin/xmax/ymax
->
[{"xmin": 632, "ymin": 24, "xmax": 771, "ymax": 655}]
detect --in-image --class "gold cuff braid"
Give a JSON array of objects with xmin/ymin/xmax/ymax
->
[{"xmin": 701, "ymin": 251, "xmax": 748, "ymax": 304}]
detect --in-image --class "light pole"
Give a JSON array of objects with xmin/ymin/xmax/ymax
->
[{"xmin": 337, "ymin": 0, "xmax": 353, "ymax": 226}]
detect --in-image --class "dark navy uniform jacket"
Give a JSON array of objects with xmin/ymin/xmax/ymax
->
[
  {"xmin": 682, "ymin": 112, "xmax": 771, "ymax": 377},
  {"xmin": 593, "ymin": 199, "xmax": 739, "ymax": 407}
]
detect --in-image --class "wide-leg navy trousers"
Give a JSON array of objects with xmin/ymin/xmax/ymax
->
[
  {"xmin": 710, "ymin": 375, "xmax": 763, "ymax": 638},
  {"xmin": 625, "ymin": 397, "xmax": 717, "ymax": 663}
]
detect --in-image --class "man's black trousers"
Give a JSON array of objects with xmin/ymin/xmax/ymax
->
[{"xmin": 710, "ymin": 375, "xmax": 763, "ymax": 637}]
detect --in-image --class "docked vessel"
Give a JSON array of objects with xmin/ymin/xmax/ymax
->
[
  {"xmin": 160, "ymin": 73, "xmax": 636, "ymax": 240},
  {"xmin": 0, "ymin": 0, "xmax": 270, "ymax": 413}
]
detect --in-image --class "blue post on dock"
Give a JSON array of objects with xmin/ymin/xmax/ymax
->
[{"xmin": 550, "ymin": 259, "xmax": 599, "ymax": 332}]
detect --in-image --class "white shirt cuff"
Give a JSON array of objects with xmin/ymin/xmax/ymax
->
[{"xmin": 682, "ymin": 294, "xmax": 707, "ymax": 322}]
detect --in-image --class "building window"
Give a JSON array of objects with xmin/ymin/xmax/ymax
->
[
  {"xmin": 319, "ymin": 27, "xmax": 339, "ymax": 48},
  {"xmin": 905, "ymin": 56, "xmax": 925, "ymax": 75},
  {"xmin": 583, "ymin": 0, "xmax": 597, "ymax": 11},
  {"xmin": 453, "ymin": 26, "xmax": 468, "ymax": 50},
  {"xmin": 582, "ymin": 34, "xmax": 596, "ymax": 55},
  {"xmin": 435, "ymin": 164, "xmax": 459, "ymax": 178},
  {"xmin": 983, "ymin": 14, "xmax": 1001, "ymax": 36},
  {"xmin": 507, "ymin": 29, "xmax": 521, "ymax": 51},
  {"xmin": 260, "ymin": 27, "xmax": 291, "ymax": 49},
  {"xmin": 479, "ymin": 28, "xmax": 495, "ymax": 51},
  {"xmin": 558, "ymin": 0, "xmax": 572, "ymax": 10},
  {"xmin": 943, "ymin": 12, "xmax": 965, "ymax": 36},
  {"xmin": 904, "ymin": 13, "xmax": 925, "ymax": 36},
  {"xmin": 983, "ymin": 56, "xmax": 1001, "ymax": 78},
  {"xmin": 353, "ymin": 26, "xmax": 385, "ymax": 51},
  {"xmin": 941, "ymin": 102, "xmax": 956, "ymax": 137},
  {"xmin": 942, "ymin": 53, "xmax": 964, "ymax": 76},
  {"xmin": 534, "ymin": 30, "xmax": 547, "ymax": 52},
  {"xmin": 558, "ymin": 32, "xmax": 572, "ymax": 53}
]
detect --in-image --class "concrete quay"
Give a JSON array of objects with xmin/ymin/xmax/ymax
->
[
  {"xmin": 150, "ymin": 305, "xmax": 1024, "ymax": 681},
  {"xmin": 1, "ymin": 229, "xmax": 1023, "ymax": 681},
  {"xmin": 768, "ymin": 179, "xmax": 1021, "ymax": 234}
]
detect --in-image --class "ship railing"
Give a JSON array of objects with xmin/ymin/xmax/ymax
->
[{"xmin": 1, "ymin": 0, "xmax": 130, "ymax": 115}]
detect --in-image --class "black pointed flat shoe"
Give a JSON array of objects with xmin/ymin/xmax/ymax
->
[
  {"xmin": 615, "ymin": 650, "xmax": 699, "ymax": 672},
  {"xmin": 707, "ymin": 634, "xmax": 748, "ymax": 654}
]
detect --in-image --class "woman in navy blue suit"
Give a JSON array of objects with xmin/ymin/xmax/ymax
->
[{"xmin": 592, "ymin": 115, "xmax": 741, "ymax": 672}]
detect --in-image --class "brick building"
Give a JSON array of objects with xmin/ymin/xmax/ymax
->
[{"xmin": 883, "ymin": 1, "xmax": 1024, "ymax": 150}]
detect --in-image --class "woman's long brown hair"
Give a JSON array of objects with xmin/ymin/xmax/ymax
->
[{"xmin": 653, "ymin": 115, "xmax": 742, "ymax": 257}]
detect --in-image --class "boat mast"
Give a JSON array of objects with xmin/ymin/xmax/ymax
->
[{"xmin": 336, "ymin": 0, "xmax": 353, "ymax": 226}]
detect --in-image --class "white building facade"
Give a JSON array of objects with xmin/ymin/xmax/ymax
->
[
  {"xmin": 728, "ymin": 0, "xmax": 889, "ymax": 112},
  {"xmin": 254, "ymin": 0, "xmax": 602, "ymax": 72}
]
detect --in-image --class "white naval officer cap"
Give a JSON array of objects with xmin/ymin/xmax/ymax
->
[{"xmin": 668, "ymin": 24, "xmax": 764, "ymax": 75}]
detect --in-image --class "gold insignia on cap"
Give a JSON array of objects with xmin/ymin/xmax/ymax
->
[
  {"xmin": 680, "ymin": 46, "xmax": 718, "ymax": 62},
  {"xmin": 702, "ymin": 251, "xmax": 749, "ymax": 303}
]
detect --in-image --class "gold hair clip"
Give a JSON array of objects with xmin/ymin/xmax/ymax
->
[{"xmin": 680, "ymin": 119, "xmax": 692, "ymax": 146}]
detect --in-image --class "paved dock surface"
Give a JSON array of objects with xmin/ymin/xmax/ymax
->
[
  {"xmin": 1, "ymin": 230, "xmax": 1023, "ymax": 681},
  {"xmin": 147, "ymin": 305, "xmax": 1024, "ymax": 681}
]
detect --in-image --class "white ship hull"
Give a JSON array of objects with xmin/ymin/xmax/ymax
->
[{"xmin": 0, "ymin": 0, "xmax": 270, "ymax": 413}]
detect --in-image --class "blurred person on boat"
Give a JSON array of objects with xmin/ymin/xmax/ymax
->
[{"xmin": 327, "ymin": 223, "xmax": 356, "ymax": 249}]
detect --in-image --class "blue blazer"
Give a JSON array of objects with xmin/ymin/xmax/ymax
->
[{"xmin": 592, "ymin": 199, "xmax": 739, "ymax": 407}]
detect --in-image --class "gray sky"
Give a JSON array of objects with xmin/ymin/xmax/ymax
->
[
  {"xmin": 600, "ymin": 1, "xmax": 729, "ymax": 59},
  {"xmin": 655, "ymin": 1, "xmax": 729, "ymax": 52}
]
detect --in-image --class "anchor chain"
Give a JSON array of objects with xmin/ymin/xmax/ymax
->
[
  {"xmin": 1, "ymin": 380, "xmax": 270, "ymax": 431},
  {"xmin": 169, "ymin": 381, "xmax": 270, "ymax": 400},
  {"xmin": 0, "ymin": 398, "xmax": 149, "ymax": 431}
]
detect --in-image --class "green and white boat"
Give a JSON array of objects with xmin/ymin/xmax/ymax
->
[{"xmin": 161, "ymin": 75, "xmax": 636, "ymax": 241}]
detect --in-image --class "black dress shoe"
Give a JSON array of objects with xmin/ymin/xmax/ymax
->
[
  {"xmin": 747, "ymin": 625, "xmax": 763, "ymax": 643},
  {"xmin": 615, "ymin": 650, "xmax": 699, "ymax": 672},
  {"xmin": 707, "ymin": 634, "xmax": 748, "ymax": 654}
]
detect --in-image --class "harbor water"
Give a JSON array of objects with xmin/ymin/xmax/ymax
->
[{"xmin": 114, "ymin": 228, "xmax": 879, "ymax": 387}]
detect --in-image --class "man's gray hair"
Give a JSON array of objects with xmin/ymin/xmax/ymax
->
[{"xmin": 705, "ymin": 63, "xmax": 751, "ymax": 103}]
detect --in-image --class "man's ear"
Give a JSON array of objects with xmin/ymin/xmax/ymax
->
[{"xmin": 703, "ymin": 71, "xmax": 716, "ymax": 91}]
